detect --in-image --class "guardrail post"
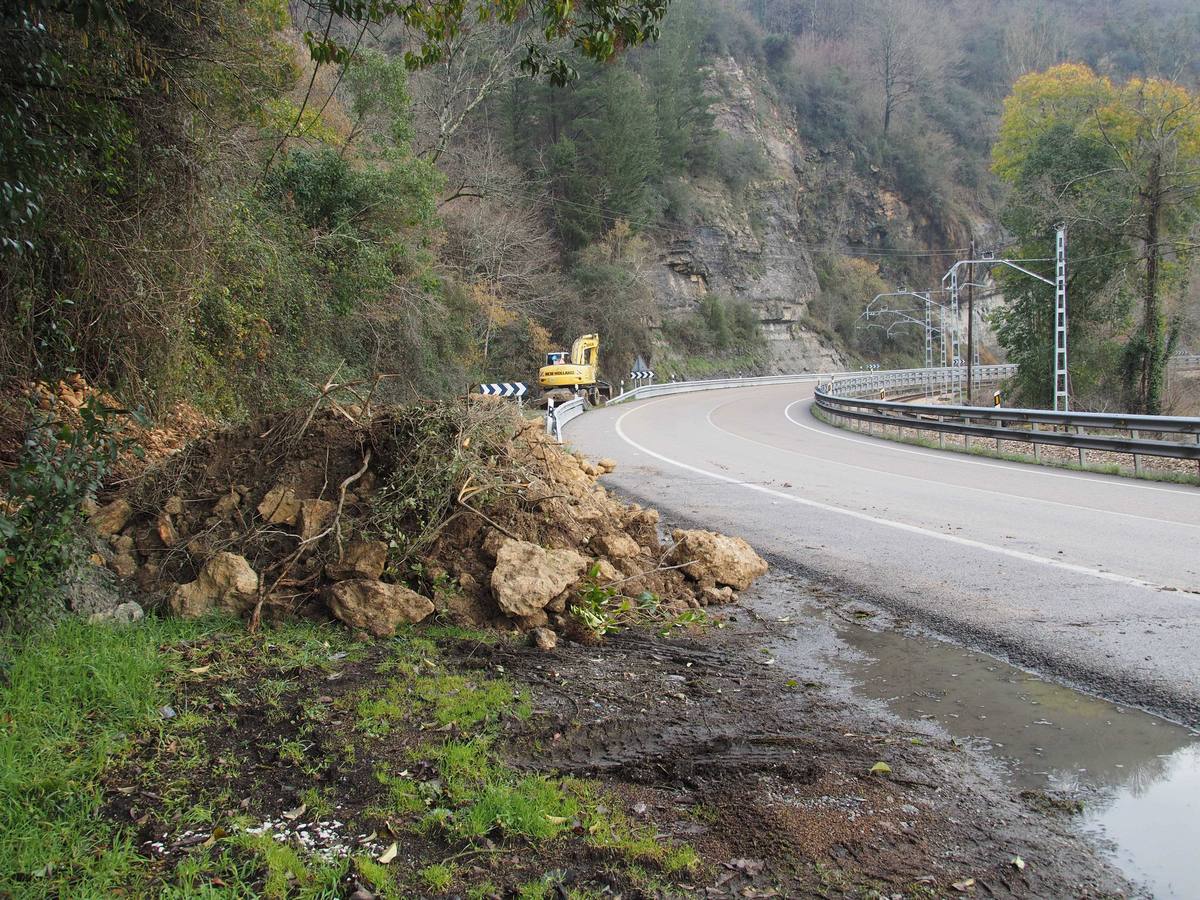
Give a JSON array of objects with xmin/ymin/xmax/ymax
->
[
  {"xmin": 1132, "ymin": 429, "xmax": 1142, "ymax": 475},
  {"xmin": 1075, "ymin": 425, "xmax": 1085, "ymax": 466}
]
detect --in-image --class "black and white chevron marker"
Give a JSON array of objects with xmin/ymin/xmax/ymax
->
[
  {"xmin": 629, "ymin": 370, "xmax": 654, "ymax": 381},
  {"xmin": 478, "ymin": 382, "xmax": 527, "ymax": 398}
]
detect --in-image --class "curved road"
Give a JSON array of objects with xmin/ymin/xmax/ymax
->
[{"xmin": 567, "ymin": 382, "xmax": 1200, "ymax": 725}]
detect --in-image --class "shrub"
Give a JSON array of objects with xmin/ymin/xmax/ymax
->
[{"xmin": 0, "ymin": 396, "xmax": 141, "ymax": 627}]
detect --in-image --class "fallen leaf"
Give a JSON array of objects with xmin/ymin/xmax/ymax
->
[
  {"xmin": 952, "ymin": 878, "xmax": 976, "ymax": 892},
  {"xmin": 1011, "ymin": 856, "xmax": 1026, "ymax": 871},
  {"xmin": 188, "ymin": 665, "xmax": 211, "ymax": 675},
  {"xmin": 282, "ymin": 804, "xmax": 306, "ymax": 821},
  {"xmin": 544, "ymin": 815, "xmax": 570, "ymax": 825},
  {"xmin": 377, "ymin": 842, "xmax": 398, "ymax": 864},
  {"xmin": 870, "ymin": 761, "xmax": 892, "ymax": 775}
]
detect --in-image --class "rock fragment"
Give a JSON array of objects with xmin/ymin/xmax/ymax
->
[
  {"xmin": 169, "ymin": 552, "xmax": 260, "ymax": 618},
  {"xmin": 490, "ymin": 539, "xmax": 588, "ymax": 619},
  {"xmin": 326, "ymin": 579, "xmax": 434, "ymax": 637},
  {"xmin": 530, "ymin": 627, "xmax": 558, "ymax": 651},
  {"xmin": 91, "ymin": 499, "xmax": 132, "ymax": 536},
  {"xmin": 325, "ymin": 540, "xmax": 388, "ymax": 581},
  {"xmin": 670, "ymin": 528, "xmax": 768, "ymax": 591},
  {"xmin": 257, "ymin": 485, "xmax": 301, "ymax": 526},
  {"xmin": 299, "ymin": 499, "xmax": 336, "ymax": 541}
]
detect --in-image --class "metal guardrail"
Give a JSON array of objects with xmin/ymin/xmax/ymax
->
[
  {"xmin": 609, "ymin": 372, "xmax": 822, "ymax": 405},
  {"xmin": 545, "ymin": 396, "xmax": 586, "ymax": 442},
  {"xmin": 816, "ymin": 366, "xmax": 1200, "ymax": 466},
  {"xmin": 1170, "ymin": 354, "xmax": 1200, "ymax": 370},
  {"xmin": 547, "ymin": 361, "xmax": 1200, "ymax": 470}
]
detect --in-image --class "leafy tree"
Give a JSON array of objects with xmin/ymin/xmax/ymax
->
[
  {"xmin": 296, "ymin": 0, "xmax": 670, "ymax": 86},
  {"xmin": 993, "ymin": 64, "xmax": 1200, "ymax": 412}
]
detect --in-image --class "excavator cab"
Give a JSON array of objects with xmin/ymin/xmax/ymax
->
[{"xmin": 538, "ymin": 333, "xmax": 612, "ymax": 406}]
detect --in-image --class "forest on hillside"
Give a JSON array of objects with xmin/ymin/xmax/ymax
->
[{"xmin": 2, "ymin": 0, "xmax": 1199, "ymax": 417}]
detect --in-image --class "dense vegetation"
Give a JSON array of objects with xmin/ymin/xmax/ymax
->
[{"xmin": 4, "ymin": 0, "xmax": 1198, "ymax": 415}]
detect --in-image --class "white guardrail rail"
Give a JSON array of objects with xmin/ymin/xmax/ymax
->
[{"xmin": 545, "ymin": 363, "xmax": 1200, "ymax": 471}]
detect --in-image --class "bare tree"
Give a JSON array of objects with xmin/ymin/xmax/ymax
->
[
  {"xmin": 407, "ymin": 20, "xmax": 529, "ymax": 163},
  {"xmin": 868, "ymin": 0, "xmax": 948, "ymax": 135},
  {"xmin": 1001, "ymin": 1, "xmax": 1072, "ymax": 85}
]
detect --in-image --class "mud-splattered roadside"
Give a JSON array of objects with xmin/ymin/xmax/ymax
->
[{"xmin": 486, "ymin": 569, "xmax": 1133, "ymax": 898}]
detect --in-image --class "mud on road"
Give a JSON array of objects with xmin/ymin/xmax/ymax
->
[{"xmin": 487, "ymin": 570, "xmax": 1131, "ymax": 898}]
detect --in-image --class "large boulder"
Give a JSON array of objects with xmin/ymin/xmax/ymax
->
[
  {"xmin": 169, "ymin": 552, "xmax": 259, "ymax": 618},
  {"xmin": 670, "ymin": 528, "xmax": 768, "ymax": 591},
  {"xmin": 326, "ymin": 540, "xmax": 388, "ymax": 581},
  {"xmin": 326, "ymin": 579, "xmax": 434, "ymax": 637},
  {"xmin": 490, "ymin": 539, "xmax": 588, "ymax": 619}
]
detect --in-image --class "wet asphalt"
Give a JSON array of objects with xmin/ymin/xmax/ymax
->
[{"xmin": 565, "ymin": 383, "xmax": 1200, "ymax": 726}]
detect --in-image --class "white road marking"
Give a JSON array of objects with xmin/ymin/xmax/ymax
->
[
  {"xmin": 614, "ymin": 400, "xmax": 1166, "ymax": 592},
  {"xmin": 696, "ymin": 398, "xmax": 1200, "ymax": 530},
  {"xmin": 784, "ymin": 396, "xmax": 1199, "ymax": 498}
]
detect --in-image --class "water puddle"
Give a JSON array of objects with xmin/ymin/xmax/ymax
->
[
  {"xmin": 760, "ymin": 591, "xmax": 1200, "ymax": 898},
  {"xmin": 830, "ymin": 623, "xmax": 1200, "ymax": 897}
]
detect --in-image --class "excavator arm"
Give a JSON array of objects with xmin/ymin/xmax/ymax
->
[{"xmin": 570, "ymin": 334, "xmax": 600, "ymax": 368}]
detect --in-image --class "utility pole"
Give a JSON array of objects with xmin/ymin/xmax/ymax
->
[
  {"xmin": 966, "ymin": 239, "xmax": 975, "ymax": 404},
  {"xmin": 1054, "ymin": 224, "xmax": 1069, "ymax": 411},
  {"xmin": 942, "ymin": 232, "xmax": 1064, "ymax": 409}
]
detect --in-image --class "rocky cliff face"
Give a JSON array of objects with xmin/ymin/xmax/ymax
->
[{"xmin": 650, "ymin": 56, "xmax": 969, "ymax": 374}]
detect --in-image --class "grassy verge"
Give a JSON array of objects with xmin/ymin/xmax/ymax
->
[
  {"xmin": 0, "ymin": 617, "xmax": 701, "ymax": 898},
  {"xmin": 812, "ymin": 407, "xmax": 1200, "ymax": 487}
]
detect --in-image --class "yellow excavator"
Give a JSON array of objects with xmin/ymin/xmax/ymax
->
[{"xmin": 538, "ymin": 333, "xmax": 612, "ymax": 405}]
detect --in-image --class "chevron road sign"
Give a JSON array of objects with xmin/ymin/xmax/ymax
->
[
  {"xmin": 478, "ymin": 382, "xmax": 528, "ymax": 398},
  {"xmin": 629, "ymin": 370, "xmax": 654, "ymax": 381}
]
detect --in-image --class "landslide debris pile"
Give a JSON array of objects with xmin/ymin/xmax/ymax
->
[{"xmin": 91, "ymin": 398, "xmax": 767, "ymax": 642}]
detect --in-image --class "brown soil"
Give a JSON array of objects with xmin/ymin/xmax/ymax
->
[
  {"xmin": 105, "ymin": 398, "xmax": 747, "ymax": 636},
  {"xmin": 103, "ymin": 572, "xmax": 1128, "ymax": 898},
  {"xmin": 495, "ymin": 598, "xmax": 1128, "ymax": 898}
]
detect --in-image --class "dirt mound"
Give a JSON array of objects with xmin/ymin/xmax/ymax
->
[
  {"xmin": 96, "ymin": 397, "xmax": 767, "ymax": 642},
  {"xmin": 1, "ymin": 375, "xmax": 213, "ymax": 482}
]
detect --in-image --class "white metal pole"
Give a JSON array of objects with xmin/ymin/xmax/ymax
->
[{"xmin": 1053, "ymin": 224, "xmax": 1069, "ymax": 412}]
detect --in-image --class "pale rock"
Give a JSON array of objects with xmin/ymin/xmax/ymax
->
[
  {"xmin": 299, "ymin": 498, "xmax": 336, "ymax": 541},
  {"xmin": 490, "ymin": 539, "xmax": 589, "ymax": 618},
  {"xmin": 591, "ymin": 530, "xmax": 640, "ymax": 561},
  {"xmin": 163, "ymin": 495, "xmax": 185, "ymax": 516},
  {"xmin": 592, "ymin": 558, "xmax": 622, "ymax": 585},
  {"xmin": 156, "ymin": 512, "xmax": 179, "ymax": 547},
  {"xmin": 257, "ymin": 485, "xmax": 301, "ymax": 526},
  {"xmin": 169, "ymin": 552, "xmax": 259, "ymax": 618},
  {"xmin": 701, "ymin": 585, "xmax": 735, "ymax": 605},
  {"xmin": 112, "ymin": 534, "xmax": 135, "ymax": 553},
  {"xmin": 91, "ymin": 499, "xmax": 132, "ymax": 536},
  {"xmin": 326, "ymin": 540, "xmax": 388, "ymax": 581},
  {"xmin": 89, "ymin": 601, "xmax": 144, "ymax": 624},
  {"xmin": 670, "ymin": 528, "xmax": 768, "ymax": 591},
  {"xmin": 326, "ymin": 579, "xmax": 434, "ymax": 637},
  {"xmin": 110, "ymin": 553, "xmax": 138, "ymax": 579},
  {"xmin": 530, "ymin": 627, "xmax": 558, "ymax": 651},
  {"xmin": 596, "ymin": 457, "xmax": 617, "ymax": 473},
  {"xmin": 212, "ymin": 488, "xmax": 240, "ymax": 518}
]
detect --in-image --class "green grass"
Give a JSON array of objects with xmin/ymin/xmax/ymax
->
[
  {"xmin": 0, "ymin": 617, "xmax": 196, "ymax": 896},
  {"xmin": 0, "ymin": 615, "xmax": 365, "ymax": 898},
  {"xmin": 2, "ymin": 613, "xmax": 703, "ymax": 898}
]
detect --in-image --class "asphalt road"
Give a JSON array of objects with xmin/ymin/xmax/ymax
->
[{"xmin": 566, "ymin": 382, "xmax": 1200, "ymax": 726}]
